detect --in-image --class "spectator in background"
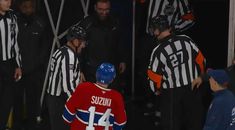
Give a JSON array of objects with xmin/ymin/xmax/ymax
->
[
  {"xmin": 0, "ymin": 0, "xmax": 22, "ymax": 129},
  {"xmin": 63, "ymin": 62, "xmax": 127, "ymax": 130},
  {"xmin": 195, "ymin": 69, "xmax": 235, "ymax": 130},
  {"xmin": 46, "ymin": 25, "xmax": 87, "ymax": 130},
  {"xmin": 78, "ymin": 0, "xmax": 127, "ymax": 93},
  {"xmin": 147, "ymin": 15, "xmax": 206, "ymax": 130},
  {"xmin": 192, "ymin": 58, "xmax": 235, "ymax": 95},
  {"xmin": 12, "ymin": 0, "xmax": 49, "ymax": 130}
]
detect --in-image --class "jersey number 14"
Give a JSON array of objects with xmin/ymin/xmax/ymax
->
[{"xmin": 86, "ymin": 106, "xmax": 112, "ymax": 130}]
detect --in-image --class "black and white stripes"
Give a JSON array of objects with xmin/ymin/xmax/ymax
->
[
  {"xmin": 0, "ymin": 10, "xmax": 21, "ymax": 67},
  {"xmin": 146, "ymin": 0, "xmax": 195, "ymax": 33},
  {"xmin": 47, "ymin": 45, "xmax": 80, "ymax": 98},
  {"xmin": 148, "ymin": 34, "xmax": 206, "ymax": 91}
]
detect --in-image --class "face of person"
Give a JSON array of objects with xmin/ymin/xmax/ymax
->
[
  {"xmin": 19, "ymin": 0, "xmax": 35, "ymax": 16},
  {"xmin": 0, "ymin": 0, "xmax": 12, "ymax": 14},
  {"xmin": 209, "ymin": 77, "xmax": 217, "ymax": 92},
  {"xmin": 71, "ymin": 39, "xmax": 86, "ymax": 53},
  {"xmin": 95, "ymin": 1, "xmax": 110, "ymax": 21}
]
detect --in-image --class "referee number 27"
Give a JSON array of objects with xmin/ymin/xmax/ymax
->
[
  {"xmin": 86, "ymin": 106, "xmax": 111, "ymax": 130},
  {"xmin": 170, "ymin": 51, "xmax": 184, "ymax": 67}
]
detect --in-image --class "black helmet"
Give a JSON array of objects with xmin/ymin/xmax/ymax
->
[
  {"xmin": 66, "ymin": 25, "xmax": 87, "ymax": 41},
  {"xmin": 149, "ymin": 15, "xmax": 170, "ymax": 34}
]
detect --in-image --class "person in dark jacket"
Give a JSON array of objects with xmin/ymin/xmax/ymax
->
[
  {"xmin": 202, "ymin": 69, "xmax": 235, "ymax": 130},
  {"xmin": 12, "ymin": 0, "xmax": 49, "ymax": 129},
  {"xmin": 78, "ymin": 0, "xmax": 127, "ymax": 92}
]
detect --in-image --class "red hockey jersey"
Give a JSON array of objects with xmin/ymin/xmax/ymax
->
[{"xmin": 62, "ymin": 82, "xmax": 127, "ymax": 130}]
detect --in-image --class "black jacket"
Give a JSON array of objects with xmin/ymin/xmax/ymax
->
[
  {"xmin": 17, "ymin": 14, "xmax": 49, "ymax": 75},
  {"xmin": 79, "ymin": 14, "xmax": 126, "ymax": 71}
]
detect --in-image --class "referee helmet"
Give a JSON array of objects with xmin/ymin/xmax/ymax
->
[
  {"xmin": 149, "ymin": 15, "xmax": 170, "ymax": 34},
  {"xmin": 66, "ymin": 25, "xmax": 87, "ymax": 42},
  {"xmin": 96, "ymin": 62, "xmax": 116, "ymax": 85}
]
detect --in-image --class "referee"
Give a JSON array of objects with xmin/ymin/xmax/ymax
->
[
  {"xmin": 146, "ymin": 0, "xmax": 195, "ymax": 33},
  {"xmin": 46, "ymin": 25, "xmax": 87, "ymax": 130},
  {"xmin": 0, "ymin": 0, "xmax": 22, "ymax": 129},
  {"xmin": 147, "ymin": 15, "xmax": 206, "ymax": 130}
]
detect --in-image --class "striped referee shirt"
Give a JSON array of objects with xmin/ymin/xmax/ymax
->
[
  {"xmin": 47, "ymin": 45, "xmax": 80, "ymax": 98},
  {"xmin": 0, "ymin": 10, "xmax": 21, "ymax": 67},
  {"xmin": 147, "ymin": 34, "xmax": 206, "ymax": 92},
  {"xmin": 146, "ymin": 0, "xmax": 195, "ymax": 33}
]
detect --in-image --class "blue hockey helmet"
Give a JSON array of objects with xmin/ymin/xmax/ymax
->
[{"xmin": 96, "ymin": 62, "xmax": 116, "ymax": 85}]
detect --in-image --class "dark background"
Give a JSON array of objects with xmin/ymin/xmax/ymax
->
[
  {"xmin": 11, "ymin": 0, "xmax": 230, "ymax": 129},
  {"xmin": 135, "ymin": 0, "xmax": 229, "ymax": 69},
  {"xmin": 12, "ymin": 0, "xmax": 229, "ymax": 68},
  {"xmin": 191, "ymin": 0, "xmax": 229, "ymax": 68},
  {"xmin": 24, "ymin": 0, "xmax": 229, "ymax": 76}
]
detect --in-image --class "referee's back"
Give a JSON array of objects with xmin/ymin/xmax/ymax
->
[{"xmin": 148, "ymin": 34, "xmax": 206, "ymax": 90}]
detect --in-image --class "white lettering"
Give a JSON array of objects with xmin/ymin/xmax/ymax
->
[
  {"xmin": 91, "ymin": 96, "xmax": 112, "ymax": 107},
  {"xmin": 91, "ymin": 96, "xmax": 96, "ymax": 104}
]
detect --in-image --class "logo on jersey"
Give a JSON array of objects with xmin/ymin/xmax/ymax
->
[{"xmin": 230, "ymin": 107, "xmax": 235, "ymax": 126}]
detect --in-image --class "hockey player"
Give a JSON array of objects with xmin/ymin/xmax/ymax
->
[{"xmin": 63, "ymin": 62, "xmax": 127, "ymax": 130}]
